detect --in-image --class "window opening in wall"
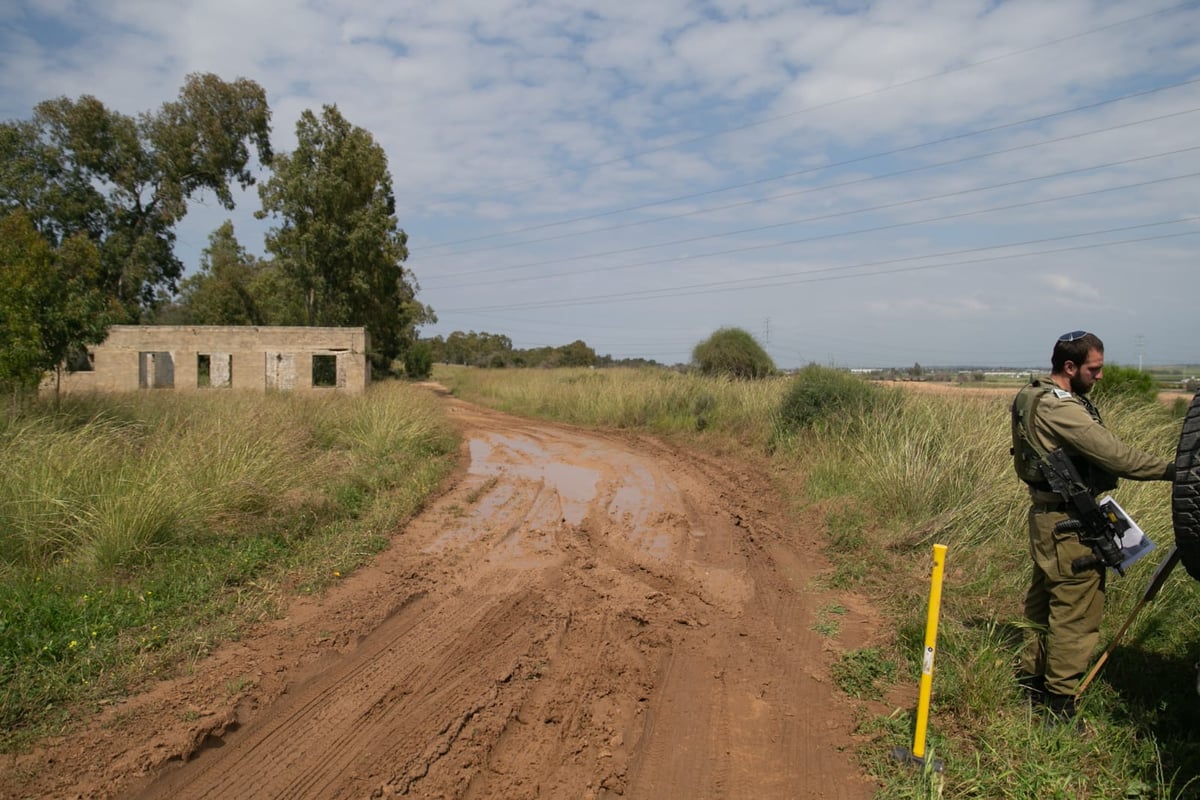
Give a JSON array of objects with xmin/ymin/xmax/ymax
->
[
  {"xmin": 266, "ymin": 352, "xmax": 296, "ymax": 391},
  {"xmin": 138, "ymin": 351, "xmax": 175, "ymax": 389},
  {"xmin": 65, "ymin": 343, "xmax": 94, "ymax": 372},
  {"xmin": 198, "ymin": 353, "xmax": 232, "ymax": 388},
  {"xmin": 312, "ymin": 354, "xmax": 338, "ymax": 387}
]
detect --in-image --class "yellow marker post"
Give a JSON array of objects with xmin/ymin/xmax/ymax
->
[{"xmin": 892, "ymin": 543, "xmax": 947, "ymax": 773}]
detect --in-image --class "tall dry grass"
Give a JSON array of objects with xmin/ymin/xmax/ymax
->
[
  {"xmin": 1, "ymin": 384, "xmax": 454, "ymax": 576},
  {"xmin": 437, "ymin": 364, "xmax": 791, "ymax": 445},
  {"xmin": 0, "ymin": 381, "xmax": 456, "ymax": 747},
  {"xmin": 439, "ymin": 364, "xmax": 1200, "ymax": 799}
]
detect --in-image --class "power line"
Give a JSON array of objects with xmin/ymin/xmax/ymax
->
[
  {"xmin": 421, "ymin": 104, "xmax": 1200, "ymax": 268},
  {"xmin": 439, "ymin": 216, "xmax": 1200, "ymax": 312},
  {"xmin": 416, "ymin": 6, "xmax": 1200, "ymax": 365},
  {"xmin": 423, "ymin": 161, "xmax": 1200, "ymax": 290},
  {"xmin": 448, "ymin": 226, "xmax": 1200, "ymax": 313},
  {"xmin": 420, "ymin": 77, "xmax": 1200, "ymax": 268},
  {"xmin": 419, "ymin": 1, "xmax": 1194, "ymax": 244}
]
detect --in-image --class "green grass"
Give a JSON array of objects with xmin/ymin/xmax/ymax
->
[
  {"xmin": 7, "ymin": 362, "xmax": 1198, "ymax": 796},
  {"xmin": 437, "ymin": 363, "xmax": 1200, "ymax": 799},
  {"xmin": 0, "ymin": 380, "xmax": 457, "ymax": 750},
  {"xmin": 813, "ymin": 602, "xmax": 848, "ymax": 638},
  {"xmin": 786, "ymin": 391, "xmax": 1200, "ymax": 800},
  {"xmin": 434, "ymin": 363, "xmax": 791, "ymax": 447},
  {"xmin": 832, "ymin": 647, "xmax": 897, "ymax": 699}
]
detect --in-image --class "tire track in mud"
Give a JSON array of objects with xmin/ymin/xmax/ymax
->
[
  {"xmin": 618, "ymin": 440, "xmax": 872, "ymax": 800},
  {"xmin": 5, "ymin": 394, "xmax": 878, "ymax": 800}
]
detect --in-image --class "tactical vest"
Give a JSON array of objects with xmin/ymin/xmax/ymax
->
[
  {"xmin": 1011, "ymin": 378, "xmax": 1053, "ymax": 485},
  {"xmin": 1010, "ymin": 377, "xmax": 1118, "ymax": 493}
]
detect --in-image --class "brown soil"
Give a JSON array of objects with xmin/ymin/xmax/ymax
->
[{"xmin": 2, "ymin": 390, "xmax": 882, "ymax": 800}]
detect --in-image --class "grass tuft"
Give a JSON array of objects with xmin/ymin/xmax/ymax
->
[
  {"xmin": 0, "ymin": 381, "xmax": 456, "ymax": 750},
  {"xmin": 832, "ymin": 647, "xmax": 897, "ymax": 699}
]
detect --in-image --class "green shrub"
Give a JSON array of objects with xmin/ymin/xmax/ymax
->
[
  {"xmin": 775, "ymin": 364, "xmax": 884, "ymax": 434},
  {"xmin": 404, "ymin": 341, "xmax": 434, "ymax": 380},
  {"xmin": 1091, "ymin": 363, "xmax": 1158, "ymax": 405},
  {"xmin": 691, "ymin": 327, "xmax": 775, "ymax": 379}
]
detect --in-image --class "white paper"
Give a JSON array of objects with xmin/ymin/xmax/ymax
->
[{"xmin": 1098, "ymin": 494, "xmax": 1156, "ymax": 573}]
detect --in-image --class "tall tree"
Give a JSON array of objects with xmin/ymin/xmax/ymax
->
[
  {"xmin": 558, "ymin": 340, "xmax": 597, "ymax": 368},
  {"xmin": 0, "ymin": 211, "xmax": 112, "ymax": 398},
  {"xmin": 433, "ymin": 330, "xmax": 514, "ymax": 366},
  {"xmin": 176, "ymin": 221, "xmax": 268, "ymax": 325},
  {"xmin": 257, "ymin": 104, "xmax": 433, "ymax": 371},
  {"xmin": 0, "ymin": 73, "xmax": 272, "ymax": 320}
]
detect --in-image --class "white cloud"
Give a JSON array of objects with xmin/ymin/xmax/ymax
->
[{"xmin": 1, "ymin": 0, "xmax": 1197, "ymax": 366}]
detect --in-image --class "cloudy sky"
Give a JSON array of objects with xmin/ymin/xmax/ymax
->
[{"xmin": 3, "ymin": 0, "xmax": 1198, "ymax": 368}]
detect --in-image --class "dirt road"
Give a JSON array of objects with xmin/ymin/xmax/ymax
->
[{"xmin": 3, "ymin": 393, "xmax": 879, "ymax": 799}]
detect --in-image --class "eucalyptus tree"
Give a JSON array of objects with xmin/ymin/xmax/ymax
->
[
  {"xmin": 257, "ymin": 104, "xmax": 433, "ymax": 371},
  {"xmin": 0, "ymin": 73, "xmax": 272, "ymax": 320},
  {"xmin": 175, "ymin": 221, "xmax": 269, "ymax": 325}
]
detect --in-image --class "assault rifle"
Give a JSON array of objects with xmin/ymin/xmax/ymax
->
[{"xmin": 1038, "ymin": 448, "xmax": 1130, "ymax": 576}]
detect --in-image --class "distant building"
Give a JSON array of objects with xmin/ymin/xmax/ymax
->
[{"xmin": 45, "ymin": 325, "xmax": 370, "ymax": 395}]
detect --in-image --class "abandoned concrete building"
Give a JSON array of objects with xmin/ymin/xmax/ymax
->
[{"xmin": 50, "ymin": 325, "xmax": 371, "ymax": 395}]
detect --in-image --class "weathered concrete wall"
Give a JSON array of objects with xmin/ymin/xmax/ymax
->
[{"xmin": 50, "ymin": 325, "xmax": 371, "ymax": 395}]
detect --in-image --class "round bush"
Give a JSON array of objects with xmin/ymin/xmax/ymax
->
[
  {"xmin": 404, "ymin": 342, "xmax": 434, "ymax": 379},
  {"xmin": 777, "ymin": 364, "xmax": 882, "ymax": 432},
  {"xmin": 691, "ymin": 328, "xmax": 775, "ymax": 379},
  {"xmin": 1091, "ymin": 363, "xmax": 1158, "ymax": 405}
]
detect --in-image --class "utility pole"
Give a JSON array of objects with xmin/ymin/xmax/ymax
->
[{"xmin": 1136, "ymin": 334, "xmax": 1145, "ymax": 372}]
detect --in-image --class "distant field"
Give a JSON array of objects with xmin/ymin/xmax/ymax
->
[
  {"xmin": 1143, "ymin": 364, "xmax": 1200, "ymax": 382},
  {"xmin": 876, "ymin": 379, "xmax": 1194, "ymax": 406},
  {"xmin": 875, "ymin": 379, "xmax": 1013, "ymax": 397}
]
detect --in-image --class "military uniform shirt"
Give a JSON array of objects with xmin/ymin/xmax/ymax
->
[{"xmin": 1029, "ymin": 384, "xmax": 1170, "ymax": 490}]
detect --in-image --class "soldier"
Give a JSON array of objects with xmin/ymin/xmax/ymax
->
[{"xmin": 1010, "ymin": 331, "xmax": 1174, "ymax": 718}]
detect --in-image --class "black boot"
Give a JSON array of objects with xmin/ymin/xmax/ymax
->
[
  {"xmin": 1042, "ymin": 692, "xmax": 1076, "ymax": 715},
  {"xmin": 1017, "ymin": 673, "xmax": 1046, "ymax": 702},
  {"xmin": 1038, "ymin": 692, "xmax": 1082, "ymax": 730}
]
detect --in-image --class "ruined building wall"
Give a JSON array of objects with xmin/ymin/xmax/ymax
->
[{"xmin": 51, "ymin": 326, "xmax": 371, "ymax": 395}]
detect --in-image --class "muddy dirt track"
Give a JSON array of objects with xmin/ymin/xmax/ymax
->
[{"xmin": 3, "ymin": 391, "xmax": 881, "ymax": 799}]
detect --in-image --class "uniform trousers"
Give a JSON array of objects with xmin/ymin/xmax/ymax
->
[{"xmin": 1020, "ymin": 506, "xmax": 1105, "ymax": 697}]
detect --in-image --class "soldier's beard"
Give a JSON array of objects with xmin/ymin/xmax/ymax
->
[{"xmin": 1070, "ymin": 373, "xmax": 1092, "ymax": 395}]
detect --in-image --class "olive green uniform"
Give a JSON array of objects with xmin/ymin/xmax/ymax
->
[{"xmin": 1017, "ymin": 379, "xmax": 1171, "ymax": 698}]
